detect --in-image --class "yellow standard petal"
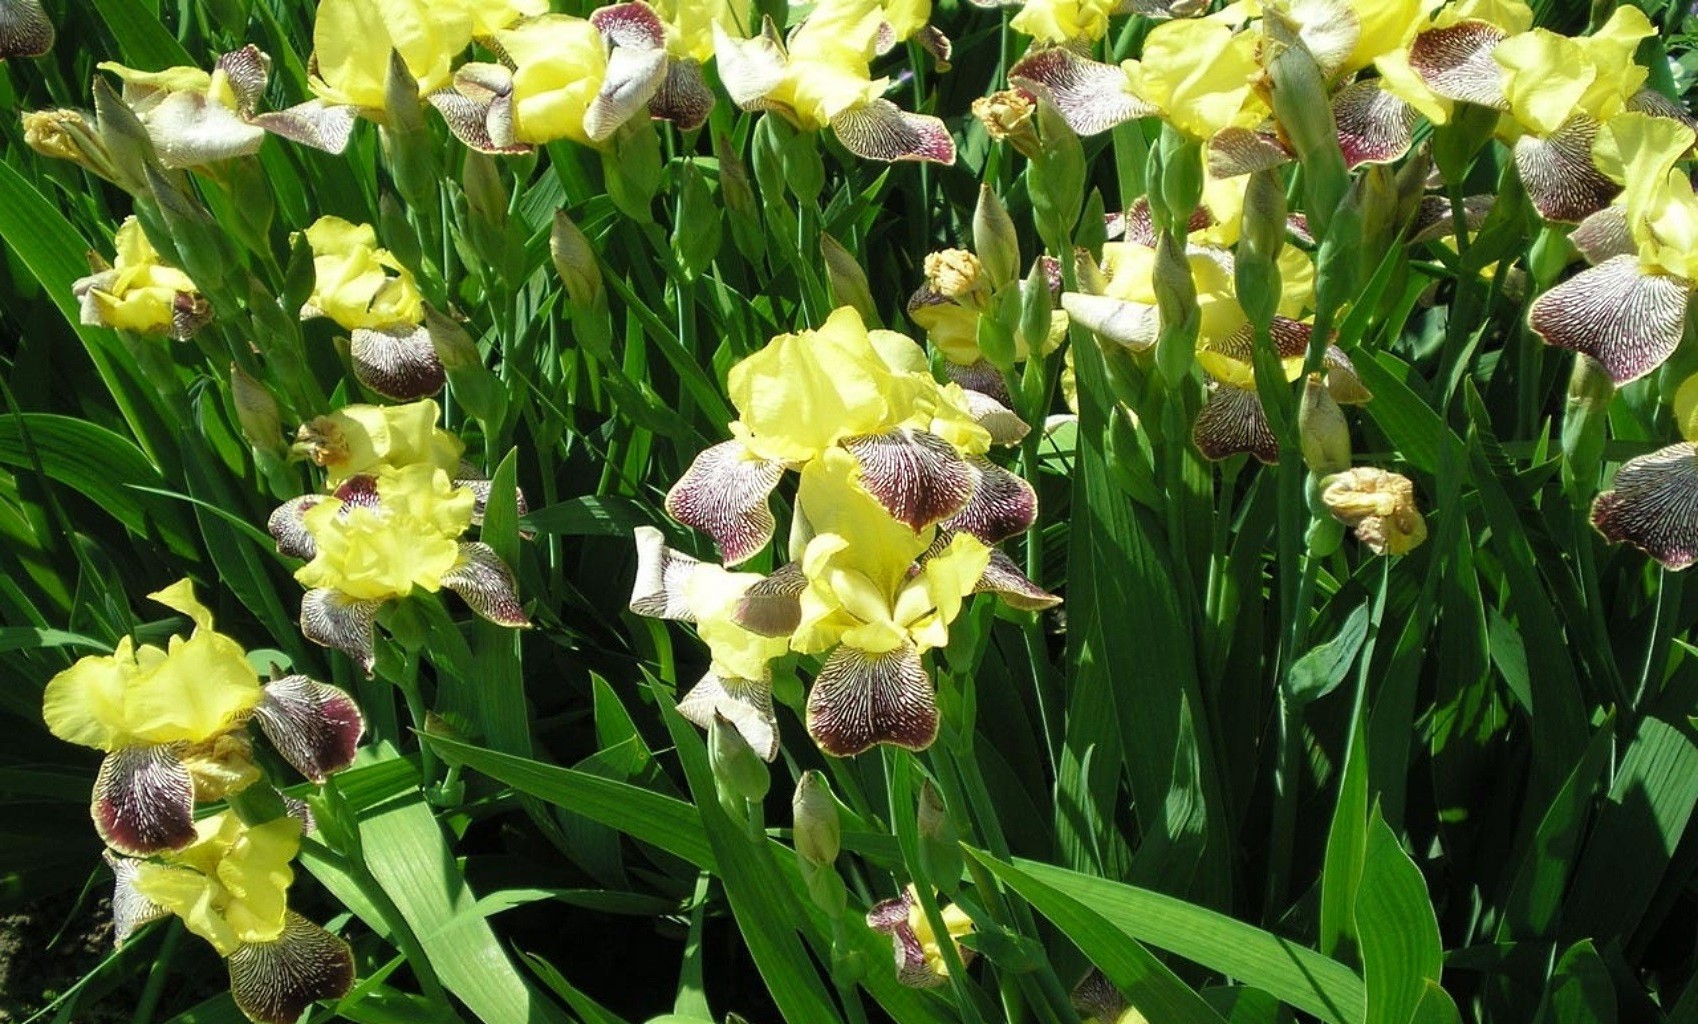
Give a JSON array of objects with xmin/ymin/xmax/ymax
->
[
  {"xmin": 1123, "ymin": 19, "xmax": 1264, "ymax": 141},
  {"xmin": 296, "ymin": 466, "xmax": 473, "ymax": 601},
  {"xmin": 301, "ymin": 215, "xmax": 425, "ymax": 330},
  {"xmin": 41, "ymin": 637, "xmax": 142, "ymax": 751},
  {"xmin": 499, "ymin": 15, "xmax": 611, "ymax": 146},
  {"xmin": 310, "ymin": 0, "xmax": 475, "ymax": 109}
]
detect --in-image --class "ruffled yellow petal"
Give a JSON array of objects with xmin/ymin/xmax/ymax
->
[
  {"xmin": 41, "ymin": 637, "xmax": 141, "ymax": 751},
  {"xmin": 500, "ymin": 15, "xmax": 609, "ymax": 146}
]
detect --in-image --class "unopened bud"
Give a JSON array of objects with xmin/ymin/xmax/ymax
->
[
  {"xmin": 23, "ymin": 108, "xmax": 124, "ymax": 184},
  {"xmin": 1156, "ymin": 126, "xmax": 1203, "ymax": 227},
  {"xmin": 1298, "ymin": 377, "xmax": 1351, "ymax": 475},
  {"xmin": 230, "ymin": 364, "xmax": 284, "ymax": 455},
  {"xmin": 917, "ymin": 780, "xmax": 954, "ymax": 843},
  {"xmin": 1019, "ymin": 257, "xmax": 1056, "ymax": 359},
  {"xmin": 917, "ymin": 780, "xmax": 964, "ymax": 893},
  {"xmin": 550, "ymin": 210, "xmax": 603, "ymax": 310},
  {"xmin": 1241, "ymin": 168, "xmax": 1287, "ymax": 261},
  {"xmin": 822, "ymin": 233, "xmax": 878, "ymax": 325},
  {"xmin": 1264, "ymin": 8, "xmax": 1347, "ymax": 238},
  {"xmin": 381, "ymin": 51, "xmax": 434, "ymax": 206},
  {"xmin": 973, "ymin": 185, "xmax": 1020, "ymax": 288},
  {"xmin": 462, "ymin": 150, "xmax": 508, "ymax": 230},
  {"xmin": 792, "ymin": 770, "xmax": 841, "ymax": 867},
  {"xmin": 710, "ymin": 713, "xmax": 770, "ymax": 804},
  {"xmin": 91, "ymin": 78, "xmax": 154, "ymax": 193}
]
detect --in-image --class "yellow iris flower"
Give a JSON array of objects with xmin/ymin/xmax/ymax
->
[
  {"xmin": 75, "ymin": 217, "xmax": 202, "ymax": 335},
  {"xmin": 307, "ymin": 0, "xmax": 540, "ymax": 110},
  {"xmin": 131, "ymin": 811, "xmax": 300, "ymax": 956},
  {"xmin": 296, "ymin": 465, "xmax": 475, "ymax": 602},
  {"xmin": 1593, "ymin": 113, "xmax": 1698, "ymax": 281},
  {"xmin": 761, "ymin": 0, "xmax": 887, "ymax": 130},
  {"xmin": 1492, "ymin": 6, "xmax": 1652, "ymax": 138},
  {"xmin": 295, "ymin": 399, "xmax": 465, "ymax": 487},
  {"xmin": 1010, "ymin": 0, "xmax": 1122, "ymax": 45},
  {"xmin": 649, "ymin": 0, "xmax": 739, "ymax": 62},
  {"xmin": 300, "ymin": 216, "xmax": 424, "ymax": 332},
  {"xmin": 499, "ymin": 14, "xmax": 618, "ymax": 147}
]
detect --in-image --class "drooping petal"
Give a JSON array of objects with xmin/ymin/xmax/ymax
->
[
  {"xmin": 299, "ymin": 588, "xmax": 382, "ymax": 675},
  {"xmin": 733, "ymin": 561, "xmax": 806, "ymax": 637},
  {"xmin": 583, "ymin": 45, "xmax": 668, "ymax": 143},
  {"xmin": 93, "ymin": 744, "xmax": 196, "ymax": 857},
  {"xmin": 805, "ymin": 642, "xmax": 936, "ymax": 757},
  {"xmin": 254, "ymin": 675, "xmax": 365, "ymax": 782},
  {"xmin": 1408, "ymin": 194, "xmax": 1494, "ymax": 243},
  {"xmin": 251, "ymin": 101, "xmax": 357, "ymax": 154},
  {"xmin": 651, "ymin": 59, "xmax": 715, "ymax": 131},
  {"xmin": 0, "ymin": 0, "xmax": 52, "ymax": 59},
  {"xmin": 1061, "ymin": 293, "xmax": 1160, "ymax": 351},
  {"xmin": 941, "ymin": 457, "xmax": 1038, "ymax": 544},
  {"xmin": 1333, "ymin": 81, "xmax": 1415, "ymax": 168},
  {"xmin": 1527, "ymin": 255, "xmax": 1691, "ymax": 385},
  {"xmin": 940, "ymin": 359, "xmax": 1011, "ymax": 405},
  {"xmin": 429, "ymin": 84, "xmax": 527, "ymax": 155},
  {"xmin": 1407, "ymin": 21, "xmax": 1510, "ymax": 110},
  {"xmin": 589, "ymin": 1, "xmax": 667, "ymax": 47},
  {"xmin": 1570, "ymin": 205, "xmax": 1635, "ymax": 265},
  {"xmin": 629, "ymin": 525, "xmax": 703, "ymax": 620},
  {"xmin": 1193, "ymin": 383, "xmax": 1277, "ymax": 463},
  {"xmin": 144, "ymin": 89, "xmax": 267, "ymax": 168},
  {"xmin": 842, "ymin": 428, "xmax": 975, "ymax": 532},
  {"xmin": 712, "ymin": 21, "xmax": 787, "ymax": 110},
  {"xmin": 105, "ymin": 850, "xmax": 169, "ymax": 947},
  {"xmin": 1513, "ymin": 115, "xmax": 1620, "ymax": 223},
  {"xmin": 677, "ymin": 671, "xmax": 779, "ymax": 761},
  {"xmin": 664, "ymin": 439, "xmax": 785, "ymax": 567},
  {"xmin": 975, "ymin": 547, "xmax": 1062, "ymax": 610},
  {"xmin": 455, "ymin": 474, "xmax": 531, "ymax": 528},
  {"xmin": 831, "ymin": 101, "xmax": 956, "ymax": 164},
  {"xmin": 867, "ymin": 890, "xmax": 946, "ymax": 988},
  {"xmin": 227, "ymin": 912, "xmax": 356, "ymax": 1024},
  {"xmin": 349, "ymin": 324, "xmax": 446, "ymax": 400},
  {"xmin": 960, "ymin": 389, "xmax": 1030, "ymax": 446},
  {"xmin": 268, "ymin": 495, "xmax": 325, "ymax": 559},
  {"xmin": 1207, "ymin": 126, "xmax": 1292, "ymax": 178},
  {"xmin": 1323, "ymin": 346, "xmax": 1372, "ymax": 405},
  {"xmin": 1591, "ymin": 442, "xmax": 1698, "ymax": 570},
  {"xmin": 1009, "ymin": 47, "xmax": 1153, "ymax": 137},
  {"xmin": 442, "ymin": 541, "xmax": 529, "ymax": 627}
]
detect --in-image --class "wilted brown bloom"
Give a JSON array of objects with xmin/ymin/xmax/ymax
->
[{"xmin": 1322, "ymin": 467, "xmax": 1427, "ymax": 555}]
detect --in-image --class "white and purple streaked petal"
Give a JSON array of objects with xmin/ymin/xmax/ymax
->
[
  {"xmin": 332, "ymin": 474, "xmax": 382, "ymax": 508},
  {"xmin": 806, "ymin": 642, "xmax": 936, "ymax": 757},
  {"xmin": 1061, "ymin": 293, "xmax": 1160, "ymax": 351},
  {"xmin": 300, "ymin": 588, "xmax": 382, "ymax": 675},
  {"xmin": 583, "ymin": 45, "xmax": 668, "ymax": 143},
  {"xmin": 1514, "ymin": 116, "xmax": 1619, "ymax": 224},
  {"xmin": 93, "ymin": 744, "xmax": 196, "ymax": 856},
  {"xmin": 842, "ymin": 428, "xmax": 975, "ymax": 531},
  {"xmin": 0, "ymin": 0, "xmax": 53, "ymax": 59},
  {"xmin": 1528, "ymin": 255, "xmax": 1691, "ymax": 385},
  {"xmin": 664, "ymin": 439, "xmax": 785, "ymax": 567},
  {"xmin": 268, "ymin": 495, "xmax": 324, "ymax": 559},
  {"xmin": 1119, "ymin": 197, "xmax": 1214, "ymax": 247},
  {"xmin": 251, "ymin": 100, "xmax": 357, "ymax": 155},
  {"xmin": 941, "ymin": 359, "xmax": 1012, "ymax": 405},
  {"xmin": 443, "ymin": 541, "xmax": 529, "ymax": 627},
  {"xmin": 455, "ymin": 472, "xmax": 531, "ymax": 528},
  {"xmin": 713, "ymin": 21, "xmax": 788, "ymax": 110},
  {"xmin": 227, "ymin": 912, "xmax": 356, "ymax": 1024},
  {"xmin": 975, "ymin": 547, "xmax": 1062, "ymax": 610},
  {"xmin": 589, "ymin": 1, "xmax": 668, "ymax": 48},
  {"xmin": 734, "ymin": 561, "xmax": 806, "ymax": 637},
  {"xmin": 630, "ymin": 525, "xmax": 702, "ymax": 620},
  {"xmin": 350, "ymin": 323, "xmax": 447, "ymax": 400},
  {"xmin": 255, "ymin": 675, "xmax": 365, "ymax": 782},
  {"xmin": 1193, "ymin": 383, "xmax": 1278, "ymax": 464},
  {"xmin": 1009, "ymin": 48, "xmax": 1152, "ymax": 137},
  {"xmin": 215, "ymin": 45, "xmax": 271, "ymax": 115},
  {"xmin": 651, "ymin": 59, "xmax": 715, "ymax": 131},
  {"xmin": 1333, "ymin": 81, "xmax": 1415, "ymax": 169},
  {"xmin": 281, "ymin": 792, "xmax": 317, "ymax": 834},
  {"xmin": 1288, "ymin": 0, "xmax": 1359, "ymax": 75},
  {"xmin": 1407, "ymin": 21, "xmax": 1510, "ymax": 109},
  {"xmin": 943, "ymin": 457, "xmax": 1038, "ymax": 544},
  {"xmin": 428, "ymin": 88, "xmax": 528, "ymax": 155},
  {"xmin": 1628, "ymin": 88, "xmax": 1698, "ymax": 133},
  {"xmin": 1207, "ymin": 127, "xmax": 1292, "ymax": 178},
  {"xmin": 867, "ymin": 890, "xmax": 946, "ymax": 988},
  {"xmin": 170, "ymin": 293, "xmax": 212, "ymax": 341},
  {"xmin": 1591, "ymin": 443, "xmax": 1698, "ymax": 571},
  {"xmin": 962, "ymin": 389, "xmax": 1030, "ymax": 446},
  {"xmin": 1570, "ymin": 205, "xmax": 1634, "ymax": 265},
  {"xmin": 104, "ymin": 850, "xmax": 168, "ymax": 947},
  {"xmin": 677, "ymin": 671, "xmax": 779, "ymax": 761},
  {"xmin": 145, "ymin": 89, "xmax": 268, "ymax": 168},
  {"xmin": 831, "ymin": 101, "xmax": 957, "ymax": 164},
  {"xmin": 917, "ymin": 25, "xmax": 952, "ymax": 69}
]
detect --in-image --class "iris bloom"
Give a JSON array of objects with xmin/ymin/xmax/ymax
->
[
  {"xmin": 1192, "ymin": 317, "xmax": 1370, "ymax": 463},
  {"xmin": 867, "ymin": 885, "xmax": 976, "ymax": 988},
  {"xmin": 714, "ymin": 0, "xmax": 955, "ymax": 164},
  {"xmin": 666, "ymin": 306, "xmax": 1034, "ymax": 566},
  {"xmin": 433, "ymin": 3, "xmax": 713, "ymax": 154},
  {"xmin": 0, "ymin": 0, "xmax": 54, "ymax": 60},
  {"xmin": 270, "ymin": 465, "xmax": 528, "ymax": 672},
  {"xmin": 107, "ymin": 811, "xmax": 355, "ymax": 1024},
  {"xmin": 41, "ymin": 580, "xmax": 363, "ymax": 856},
  {"xmin": 299, "ymin": 215, "xmax": 444, "ymax": 400},
  {"xmin": 1529, "ymin": 113, "xmax": 1698, "ymax": 386},
  {"xmin": 907, "ymin": 248, "xmax": 1065, "ymax": 407},
  {"xmin": 95, "ymin": 48, "xmax": 268, "ymax": 169},
  {"xmin": 73, "ymin": 216, "xmax": 209, "ymax": 339}
]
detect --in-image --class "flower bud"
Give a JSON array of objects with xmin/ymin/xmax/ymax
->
[
  {"xmin": 381, "ymin": 51, "xmax": 435, "ymax": 208},
  {"xmin": 972, "ymin": 90, "xmax": 1040, "ymax": 159},
  {"xmin": 461, "ymin": 150, "xmax": 508, "ymax": 232},
  {"xmin": 710, "ymin": 713, "xmax": 770, "ymax": 804},
  {"xmin": 91, "ymin": 78, "xmax": 156, "ymax": 193},
  {"xmin": 23, "ymin": 109, "xmax": 125, "ymax": 184},
  {"xmin": 230, "ymin": 363, "xmax": 284, "ymax": 455},
  {"xmin": 917, "ymin": 780, "xmax": 964, "ymax": 895},
  {"xmin": 1156, "ymin": 126, "xmax": 1203, "ymax": 228},
  {"xmin": 973, "ymin": 185, "xmax": 1020, "ymax": 288},
  {"xmin": 792, "ymin": 770, "xmax": 841, "ymax": 867},
  {"xmin": 1264, "ymin": 8, "xmax": 1347, "ymax": 238},
  {"xmin": 1152, "ymin": 231, "xmax": 1199, "ymax": 385},
  {"xmin": 1322, "ymin": 468, "xmax": 1427, "ymax": 556},
  {"xmin": 1241, "ymin": 168, "xmax": 1287, "ymax": 262},
  {"xmin": 822, "ymin": 233, "xmax": 879, "ymax": 325},
  {"xmin": 1019, "ymin": 257, "xmax": 1056, "ymax": 362},
  {"xmin": 674, "ymin": 161, "xmax": 723, "ymax": 280},
  {"xmin": 550, "ymin": 210, "xmax": 603, "ymax": 310},
  {"xmin": 1298, "ymin": 376, "xmax": 1351, "ymax": 476},
  {"xmin": 1562, "ymin": 354, "xmax": 1614, "ymax": 500}
]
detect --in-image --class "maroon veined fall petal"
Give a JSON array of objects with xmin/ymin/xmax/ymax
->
[
  {"xmin": 215, "ymin": 45, "xmax": 271, "ymax": 115},
  {"xmin": 104, "ymin": 851, "xmax": 169, "ymax": 947},
  {"xmin": 805, "ymin": 642, "xmax": 937, "ymax": 757},
  {"xmin": 268, "ymin": 494, "xmax": 324, "ymax": 560},
  {"xmin": 442, "ymin": 541, "xmax": 529, "ymax": 627},
  {"xmin": 916, "ymin": 25, "xmax": 952, "ymax": 69},
  {"xmin": 629, "ymin": 525, "xmax": 703, "ymax": 621},
  {"xmin": 1527, "ymin": 255, "xmax": 1691, "ymax": 385},
  {"xmin": 941, "ymin": 457, "xmax": 1038, "ymax": 544},
  {"xmin": 940, "ymin": 359, "xmax": 1011, "ymax": 405},
  {"xmin": 429, "ymin": 82, "xmax": 528, "ymax": 155},
  {"xmin": 589, "ymin": 1, "xmax": 668, "ymax": 48},
  {"xmin": 664, "ymin": 439, "xmax": 786, "ymax": 567},
  {"xmin": 0, "ymin": 0, "xmax": 54, "ymax": 59},
  {"xmin": 1008, "ymin": 47, "xmax": 1152, "ymax": 137},
  {"xmin": 1591, "ymin": 442, "xmax": 1698, "ymax": 571},
  {"xmin": 651, "ymin": 59, "xmax": 715, "ymax": 132},
  {"xmin": 455, "ymin": 473, "xmax": 531, "ymax": 528},
  {"xmin": 251, "ymin": 100, "xmax": 356, "ymax": 155},
  {"xmin": 1407, "ymin": 21, "xmax": 1510, "ymax": 109},
  {"xmin": 1627, "ymin": 88, "xmax": 1698, "ymax": 133},
  {"xmin": 1569, "ymin": 205, "xmax": 1634, "ymax": 265},
  {"xmin": 300, "ymin": 587, "xmax": 383, "ymax": 675},
  {"xmin": 1207, "ymin": 126, "xmax": 1293, "ymax": 178},
  {"xmin": 227, "ymin": 912, "xmax": 356, "ymax": 1024},
  {"xmin": 677, "ymin": 671, "xmax": 779, "ymax": 761},
  {"xmin": 1193, "ymin": 383, "xmax": 1278, "ymax": 463},
  {"xmin": 734, "ymin": 561, "xmax": 806, "ymax": 638},
  {"xmin": 254, "ymin": 675, "xmax": 365, "ymax": 783},
  {"xmin": 841, "ymin": 428, "xmax": 976, "ymax": 531},
  {"xmin": 1333, "ymin": 81, "xmax": 1415, "ymax": 169},
  {"xmin": 93, "ymin": 744, "xmax": 197, "ymax": 857},
  {"xmin": 866, "ymin": 889, "xmax": 948, "ymax": 988},
  {"xmin": 1513, "ymin": 115, "xmax": 1620, "ymax": 224},
  {"xmin": 830, "ymin": 101, "xmax": 957, "ymax": 164},
  {"xmin": 974, "ymin": 547, "xmax": 1063, "ymax": 610},
  {"xmin": 350, "ymin": 324, "xmax": 446, "ymax": 401},
  {"xmin": 332, "ymin": 474, "xmax": 382, "ymax": 508},
  {"xmin": 1118, "ymin": 197, "xmax": 1215, "ymax": 247}
]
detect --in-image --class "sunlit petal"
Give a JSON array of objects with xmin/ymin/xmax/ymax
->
[
  {"xmin": 254, "ymin": 675, "xmax": 365, "ymax": 782},
  {"xmin": 841, "ymin": 428, "xmax": 975, "ymax": 532},
  {"xmin": 1591, "ymin": 442, "xmax": 1698, "ymax": 570},
  {"xmin": 442, "ymin": 541, "xmax": 529, "ymax": 627},
  {"xmin": 805, "ymin": 642, "xmax": 936, "ymax": 756},
  {"xmin": 677, "ymin": 671, "xmax": 779, "ymax": 761},
  {"xmin": 227, "ymin": 912, "xmax": 356, "ymax": 1024},
  {"xmin": 830, "ymin": 101, "xmax": 956, "ymax": 164},
  {"xmin": 299, "ymin": 587, "xmax": 382, "ymax": 675},
  {"xmin": 349, "ymin": 323, "xmax": 446, "ymax": 401},
  {"xmin": 664, "ymin": 439, "xmax": 785, "ymax": 566},
  {"xmin": 1527, "ymin": 255, "xmax": 1690, "ymax": 385}
]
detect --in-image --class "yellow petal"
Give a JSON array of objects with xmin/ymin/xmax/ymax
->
[
  {"xmin": 148, "ymin": 577, "xmax": 214, "ymax": 633},
  {"xmin": 499, "ymin": 15, "xmax": 609, "ymax": 146},
  {"xmin": 729, "ymin": 307, "xmax": 900, "ymax": 462},
  {"xmin": 41, "ymin": 638, "xmax": 141, "ymax": 751},
  {"xmin": 124, "ymin": 627, "xmax": 262, "ymax": 745}
]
